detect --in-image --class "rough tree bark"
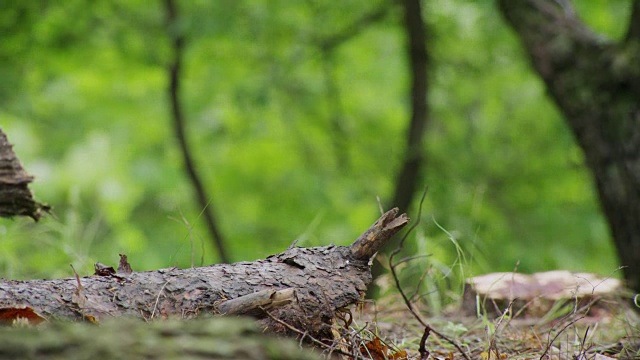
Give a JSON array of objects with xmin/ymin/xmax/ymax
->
[
  {"xmin": 0, "ymin": 128, "xmax": 48, "ymax": 221},
  {"xmin": 0, "ymin": 209, "xmax": 409, "ymax": 341},
  {"xmin": 499, "ymin": 0, "xmax": 640, "ymax": 292}
]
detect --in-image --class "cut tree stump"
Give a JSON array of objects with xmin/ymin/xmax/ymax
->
[
  {"xmin": 0, "ymin": 208, "xmax": 409, "ymax": 342},
  {"xmin": 461, "ymin": 271, "xmax": 624, "ymax": 318}
]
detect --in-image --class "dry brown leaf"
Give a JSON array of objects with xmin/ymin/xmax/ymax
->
[{"xmin": 360, "ymin": 336, "xmax": 408, "ymax": 360}]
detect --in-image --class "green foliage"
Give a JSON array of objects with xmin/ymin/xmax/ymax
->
[{"xmin": 0, "ymin": 0, "xmax": 626, "ymax": 280}]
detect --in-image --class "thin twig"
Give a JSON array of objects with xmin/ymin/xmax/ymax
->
[
  {"xmin": 395, "ymin": 254, "xmax": 433, "ymax": 267},
  {"xmin": 418, "ymin": 326, "xmax": 431, "ymax": 359},
  {"xmin": 150, "ymin": 281, "xmax": 170, "ymax": 319},
  {"xmin": 539, "ymin": 314, "xmax": 587, "ymax": 359},
  {"xmin": 488, "ymin": 299, "xmax": 515, "ymax": 356},
  {"xmin": 407, "ymin": 258, "xmax": 435, "ymax": 302},
  {"xmin": 388, "ymin": 187, "xmax": 472, "ymax": 360},
  {"xmin": 576, "ymin": 326, "xmax": 591, "ymax": 359},
  {"xmin": 261, "ymin": 307, "xmax": 355, "ymax": 358},
  {"xmin": 537, "ymin": 296, "xmax": 600, "ymax": 360}
]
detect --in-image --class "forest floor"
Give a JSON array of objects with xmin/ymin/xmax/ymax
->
[{"xmin": 339, "ymin": 292, "xmax": 639, "ymax": 359}]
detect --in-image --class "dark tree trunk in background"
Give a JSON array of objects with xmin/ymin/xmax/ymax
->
[
  {"xmin": 391, "ymin": 0, "xmax": 429, "ymax": 214},
  {"xmin": 369, "ymin": 0, "xmax": 429, "ymax": 295},
  {"xmin": 165, "ymin": 0, "xmax": 229, "ymax": 263},
  {"xmin": 499, "ymin": 0, "xmax": 640, "ymax": 293}
]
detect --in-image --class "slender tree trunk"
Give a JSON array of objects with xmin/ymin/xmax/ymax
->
[
  {"xmin": 369, "ymin": 0, "xmax": 429, "ymax": 296},
  {"xmin": 391, "ymin": 0, "xmax": 429, "ymax": 214},
  {"xmin": 165, "ymin": 0, "xmax": 229, "ymax": 263},
  {"xmin": 499, "ymin": 0, "xmax": 640, "ymax": 292}
]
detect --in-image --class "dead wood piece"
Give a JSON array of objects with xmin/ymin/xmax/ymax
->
[
  {"xmin": 0, "ymin": 209, "xmax": 409, "ymax": 339},
  {"xmin": 218, "ymin": 288, "xmax": 295, "ymax": 316},
  {"xmin": 0, "ymin": 128, "xmax": 49, "ymax": 221},
  {"xmin": 349, "ymin": 207, "xmax": 410, "ymax": 260}
]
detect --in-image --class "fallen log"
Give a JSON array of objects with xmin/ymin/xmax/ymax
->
[{"xmin": 0, "ymin": 208, "xmax": 409, "ymax": 341}]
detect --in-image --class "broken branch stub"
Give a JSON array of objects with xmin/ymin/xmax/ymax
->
[
  {"xmin": 349, "ymin": 207, "xmax": 410, "ymax": 260},
  {"xmin": 218, "ymin": 288, "xmax": 295, "ymax": 316}
]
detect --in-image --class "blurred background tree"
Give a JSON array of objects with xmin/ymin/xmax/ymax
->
[
  {"xmin": 500, "ymin": 0, "xmax": 640, "ymax": 293},
  {"xmin": 0, "ymin": 0, "xmax": 629, "ymax": 299}
]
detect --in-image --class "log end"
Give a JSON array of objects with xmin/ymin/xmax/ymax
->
[{"xmin": 349, "ymin": 208, "xmax": 410, "ymax": 261}]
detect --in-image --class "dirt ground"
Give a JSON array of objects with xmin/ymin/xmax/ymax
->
[{"xmin": 342, "ymin": 293, "xmax": 639, "ymax": 359}]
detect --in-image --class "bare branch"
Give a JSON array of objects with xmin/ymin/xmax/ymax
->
[{"xmin": 317, "ymin": 2, "xmax": 391, "ymax": 52}]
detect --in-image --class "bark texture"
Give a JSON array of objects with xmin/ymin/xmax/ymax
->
[
  {"xmin": 0, "ymin": 128, "xmax": 48, "ymax": 221},
  {"xmin": 0, "ymin": 209, "xmax": 408, "ymax": 341},
  {"xmin": 499, "ymin": 0, "xmax": 640, "ymax": 292}
]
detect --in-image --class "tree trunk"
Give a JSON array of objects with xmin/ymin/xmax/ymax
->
[
  {"xmin": 391, "ymin": 0, "xmax": 430, "ymax": 214},
  {"xmin": 0, "ymin": 209, "xmax": 409, "ymax": 341},
  {"xmin": 165, "ymin": 0, "xmax": 229, "ymax": 263},
  {"xmin": 369, "ymin": 0, "xmax": 429, "ymax": 297},
  {"xmin": 498, "ymin": 0, "xmax": 640, "ymax": 292}
]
